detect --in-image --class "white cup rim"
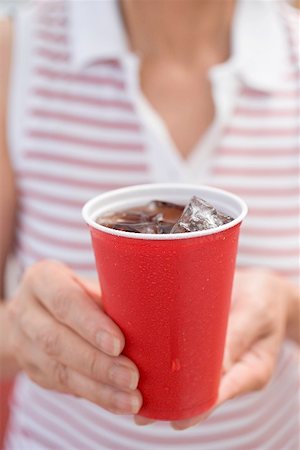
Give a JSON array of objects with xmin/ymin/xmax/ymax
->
[{"xmin": 82, "ymin": 183, "xmax": 248, "ymax": 241}]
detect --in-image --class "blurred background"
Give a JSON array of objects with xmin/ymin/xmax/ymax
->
[{"xmin": 0, "ymin": 0, "xmax": 27, "ymax": 16}]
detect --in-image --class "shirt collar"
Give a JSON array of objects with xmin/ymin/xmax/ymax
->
[
  {"xmin": 69, "ymin": 0, "xmax": 291, "ymax": 92},
  {"xmin": 69, "ymin": 0, "xmax": 129, "ymax": 66}
]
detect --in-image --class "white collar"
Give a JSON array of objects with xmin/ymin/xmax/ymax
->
[
  {"xmin": 70, "ymin": 0, "xmax": 129, "ymax": 65},
  {"xmin": 69, "ymin": 0, "xmax": 291, "ymax": 92}
]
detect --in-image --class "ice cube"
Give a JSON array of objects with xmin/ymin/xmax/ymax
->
[
  {"xmin": 171, "ymin": 196, "xmax": 233, "ymax": 233},
  {"xmin": 147, "ymin": 200, "xmax": 183, "ymax": 222}
]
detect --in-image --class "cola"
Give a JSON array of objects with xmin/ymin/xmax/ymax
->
[{"xmin": 96, "ymin": 196, "xmax": 233, "ymax": 234}]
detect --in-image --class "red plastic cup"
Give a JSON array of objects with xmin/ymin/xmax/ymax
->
[{"xmin": 82, "ymin": 184, "xmax": 247, "ymax": 421}]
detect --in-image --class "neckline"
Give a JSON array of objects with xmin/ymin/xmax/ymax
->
[
  {"xmin": 123, "ymin": 54, "xmax": 240, "ymax": 182},
  {"xmin": 136, "ymin": 89, "xmax": 216, "ymax": 167}
]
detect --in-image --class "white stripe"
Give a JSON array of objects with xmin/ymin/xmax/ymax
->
[
  {"xmin": 239, "ymin": 233, "xmax": 299, "ymax": 250},
  {"xmin": 19, "ymin": 178, "xmax": 107, "ymax": 203},
  {"xmin": 27, "ymin": 102, "xmax": 140, "ymax": 127},
  {"xmin": 237, "ymin": 252, "xmax": 299, "ymax": 270},
  {"xmin": 237, "ymin": 95, "xmax": 298, "ymax": 110},
  {"xmin": 18, "ymin": 233, "xmax": 93, "ymax": 263},
  {"xmin": 28, "ymin": 372, "xmax": 297, "ymax": 450},
  {"xmin": 23, "ymin": 139, "xmax": 148, "ymax": 164},
  {"xmin": 31, "ymin": 77, "xmax": 130, "ymax": 100},
  {"xmin": 26, "ymin": 118, "xmax": 144, "ymax": 143},
  {"xmin": 14, "ymin": 410, "xmax": 73, "ymax": 450},
  {"xmin": 30, "ymin": 79, "xmax": 129, "ymax": 103},
  {"xmin": 232, "ymin": 114, "xmax": 299, "ymax": 128},
  {"xmin": 19, "ymin": 213, "xmax": 89, "ymax": 241},
  {"xmin": 20, "ymin": 159, "xmax": 149, "ymax": 185},
  {"xmin": 215, "ymin": 174, "xmax": 298, "ymax": 188},
  {"xmin": 215, "ymin": 154, "xmax": 299, "ymax": 169},
  {"xmin": 265, "ymin": 420, "xmax": 299, "ymax": 450},
  {"xmin": 33, "ymin": 52, "xmax": 126, "ymax": 80},
  {"xmin": 222, "ymin": 134, "xmax": 299, "ymax": 149},
  {"xmin": 241, "ymin": 195, "xmax": 299, "ymax": 210}
]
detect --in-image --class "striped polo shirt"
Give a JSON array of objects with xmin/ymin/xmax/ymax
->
[{"xmin": 5, "ymin": 1, "xmax": 299, "ymax": 449}]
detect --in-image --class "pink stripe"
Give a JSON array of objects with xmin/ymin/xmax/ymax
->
[
  {"xmin": 30, "ymin": 353, "xmax": 295, "ymax": 447},
  {"xmin": 36, "ymin": 30, "xmax": 68, "ymax": 44},
  {"xmin": 19, "ymin": 402, "xmax": 102, "ymax": 450},
  {"xmin": 34, "ymin": 66, "xmax": 126, "ymax": 89},
  {"xmin": 287, "ymin": 70, "xmax": 299, "ymax": 81},
  {"xmin": 18, "ymin": 169, "xmax": 136, "ymax": 191},
  {"xmin": 239, "ymin": 245, "xmax": 299, "ymax": 257},
  {"xmin": 19, "ymin": 188, "xmax": 85, "ymax": 209},
  {"xmin": 248, "ymin": 206, "xmax": 299, "ymax": 217},
  {"xmin": 19, "ymin": 204, "xmax": 85, "ymax": 228},
  {"xmin": 214, "ymin": 166, "xmax": 299, "ymax": 176},
  {"xmin": 37, "ymin": 16, "xmax": 67, "ymax": 28},
  {"xmin": 224, "ymin": 126, "xmax": 299, "ymax": 137},
  {"xmin": 278, "ymin": 268, "xmax": 300, "ymax": 278},
  {"xmin": 241, "ymin": 87, "xmax": 298, "ymax": 98},
  {"xmin": 18, "ymin": 222, "xmax": 91, "ymax": 251},
  {"xmin": 13, "ymin": 425, "xmax": 58, "ymax": 450},
  {"xmin": 26, "ymin": 149, "xmax": 147, "ymax": 172},
  {"xmin": 242, "ymin": 227, "xmax": 299, "ymax": 237},
  {"xmin": 235, "ymin": 107, "xmax": 299, "ymax": 117},
  {"xmin": 67, "ymin": 382, "xmax": 295, "ymax": 447},
  {"xmin": 37, "ymin": 1, "xmax": 65, "ymax": 12},
  {"xmin": 30, "ymin": 108, "xmax": 142, "ymax": 131},
  {"xmin": 269, "ymin": 422, "xmax": 299, "ymax": 450},
  {"xmin": 215, "ymin": 185, "xmax": 299, "ymax": 196},
  {"xmin": 35, "ymin": 350, "xmax": 290, "ymax": 450},
  {"xmin": 35, "ymin": 47, "xmax": 70, "ymax": 62},
  {"xmin": 33, "ymin": 87, "xmax": 134, "ymax": 110},
  {"xmin": 30, "ymin": 391, "xmax": 132, "ymax": 450},
  {"xmin": 17, "ymin": 241, "xmax": 94, "ymax": 271},
  {"xmin": 238, "ymin": 266, "xmax": 300, "ymax": 278},
  {"xmin": 27, "ymin": 129, "xmax": 145, "ymax": 152},
  {"xmin": 217, "ymin": 146, "xmax": 299, "ymax": 157}
]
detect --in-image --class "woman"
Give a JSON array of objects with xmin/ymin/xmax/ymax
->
[{"xmin": 0, "ymin": 0, "xmax": 299, "ymax": 449}]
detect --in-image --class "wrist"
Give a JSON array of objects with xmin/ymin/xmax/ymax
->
[{"xmin": 0, "ymin": 302, "xmax": 20, "ymax": 379}]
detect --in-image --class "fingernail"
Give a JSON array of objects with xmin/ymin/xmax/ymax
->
[
  {"xmin": 114, "ymin": 392, "xmax": 141, "ymax": 414},
  {"xmin": 109, "ymin": 365, "xmax": 139, "ymax": 390},
  {"xmin": 96, "ymin": 331, "xmax": 121, "ymax": 356}
]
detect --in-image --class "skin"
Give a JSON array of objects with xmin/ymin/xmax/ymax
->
[{"xmin": 0, "ymin": 1, "xmax": 299, "ymax": 431}]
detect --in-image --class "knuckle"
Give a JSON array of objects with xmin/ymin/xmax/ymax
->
[
  {"xmin": 254, "ymin": 370, "xmax": 269, "ymax": 391},
  {"xmin": 52, "ymin": 287, "xmax": 70, "ymax": 321},
  {"xmin": 10, "ymin": 333, "xmax": 21, "ymax": 355},
  {"xmin": 86, "ymin": 350, "xmax": 102, "ymax": 380},
  {"xmin": 53, "ymin": 362, "xmax": 69, "ymax": 387},
  {"xmin": 38, "ymin": 327, "xmax": 60, "ymax": 357}
]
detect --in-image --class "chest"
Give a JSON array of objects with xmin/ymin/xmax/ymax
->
[{"xmin": 139, "ymin": 60, "xmax": 215, "ymax": 159}]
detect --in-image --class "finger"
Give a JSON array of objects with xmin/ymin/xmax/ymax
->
[
  {"xmin": 21, "ymin": 300, "xmax": 139, "ymax": 391},
  {"xmin": 26, "ymin": 261, "xmax": 125, "ymax": 356},
  {"xmin": 171, "ymin": 410, "xmax": 212, "ymax": 431},
  {"xmin": 224, "ymin": 301, "xmax": 266, "ymax": 369},
  {"xmin": 134, "ymin": 415, "xmax": 155, "ymax": 426},
  {"xmin": 64, "ymin": 368, "xmax": 143, "ymax": 415},
  {"xmin": 73, "ymin": 276, "xmax": 102, "ymax": 306},
  {"xmin": 218, "ymin": 338, "xmax": 277, "ymax": 405},
  {"xmin": 15, "ymin": 335, "xmax": 142, "ymax": 415}
]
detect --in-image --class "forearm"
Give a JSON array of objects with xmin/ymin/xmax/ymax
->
[
  {"xmin": 0, "ymin": 302, "xmax": 20, "ymax": 379},
  {"xmin": 285, "ymin": 279, "xmax": 300, "ymax": 345}
]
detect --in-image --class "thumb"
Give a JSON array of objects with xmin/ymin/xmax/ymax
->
[{"xmin": 224, "ymin": 303, "xmax": 263, "ymax": 370}]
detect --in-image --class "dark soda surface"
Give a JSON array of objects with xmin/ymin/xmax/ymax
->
[{"xmin": 96, "ymin": 196, "xmax": 234, "ymax": 234}]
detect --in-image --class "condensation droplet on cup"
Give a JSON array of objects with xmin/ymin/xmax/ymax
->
[{"xmin": 171, "ymin": 358, "xmax": 181, "ymax": 372}]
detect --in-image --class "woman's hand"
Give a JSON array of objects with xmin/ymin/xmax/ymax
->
[
  {"xmin": 6, "ymin": 260, "xmax": 142, "ymax": 415},
  {"xmin": 136, "ymin": 268, "xmax": 291, "ymax": 430}
]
